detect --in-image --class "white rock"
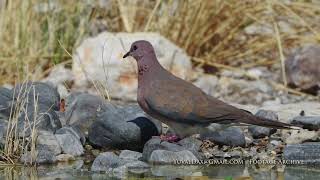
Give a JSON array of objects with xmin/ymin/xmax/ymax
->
[{"xmin": 73, "ymin": 32, "xmax": 192, "ymax": 100}]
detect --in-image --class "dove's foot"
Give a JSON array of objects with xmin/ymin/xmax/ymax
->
[{"xmin": 159, "ymin": 134, "xmax": 181, "ymax": 143}]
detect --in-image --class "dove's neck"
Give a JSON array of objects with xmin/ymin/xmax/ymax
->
[{"xmin": 137, "ymin": 54, "xmax": 166, "ymax": 85}]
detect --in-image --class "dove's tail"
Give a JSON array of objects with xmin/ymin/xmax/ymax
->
[{"xmin": 247, "ymin": 116, "xmax": 301, "ymax": 130}]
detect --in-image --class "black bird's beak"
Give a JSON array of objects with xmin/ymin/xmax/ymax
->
[{"xmin": 123, "ymin": 51, "xmax": 131, "ymax": 58}]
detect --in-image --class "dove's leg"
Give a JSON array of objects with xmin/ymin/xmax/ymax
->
[{"xmin": 159, "ymin": 134, "xmax": 181, "ymax": 142}]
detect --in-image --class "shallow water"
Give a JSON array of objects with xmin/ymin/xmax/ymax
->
[{"xmin": 0, "ymin": 161, "xmax": 319, "ymax": 180}]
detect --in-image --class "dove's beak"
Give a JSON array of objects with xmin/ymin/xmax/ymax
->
[{"xmin": 123, "ymin": 51, "xmax": 131, "ymax": 58}]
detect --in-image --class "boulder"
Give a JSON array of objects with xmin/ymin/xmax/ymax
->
[
  {"xmin": 88, "ymin": 107, "xmax": 160, "ymax": 151},
  {"xmin": 64, "ymin": 93, "xmax": 115, "ymax": 136},
  {"xmin": 11, "ymin": 82, "xmax": 62, "ymax": 136}
]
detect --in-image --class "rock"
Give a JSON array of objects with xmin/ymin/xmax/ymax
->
[
  {"xmin": 55, "ymin": 133, "xmax": 84, "ymax": 156},
  {"xmin": 290, "ymin": 116, "xmax": 320, "ymax": 131},
  {"xmin": 73, "ymin": 32, "xmax": 192, "ymax": 100},
  {"xmin": 119, "ymin": 150, "xmax": 142, "ymax": 161},
  {"xmin": 20, "ymin": 149, "xmax": 57, "ymax": 164},
  {"xmin": 283, "ymin": 143, "xmax": 320, "ymax": 164},
  {"xmin": 249, "ymin": 110, "xmax": 278, "ymax": 139},
  {"xmin": 64, "ymin": 93, "xmax": 115, "ymax": 136},
  {"xmin": 285, "ymin": 129, "xmax": 319, "ymax": 144},
  {"xmin": 12, "ymin": 82, "xmax": 62, "ymax": 136},
  {"xmin": 36, "ymin": 131, "xmax": 61, "ymax": 155},
  {"xmin": 18, "ymin": 105, "xmax": 61, "ymax": 136},
  {"xmin": 142, "ymin": 137, "xmax": 185, "ymax": 161},
  {"xmin": 286, "ymin": 44, "xmax": 320, "ymax": 93},
  {"xmin": 0, "ymin": 87, "xmax": 13, "ymax": 119},
  {"xmin": 88, "ymin": 107, "xmax": 160, "ymax": 150},
  {"xmin": 149, "ymin": 150, "xmax": 198, "ymax": 164},
  {"xmin": 56, "ymin": 154, "xmax": 75, "ymax": 162},
  {"xmin": 55, "ymin": 126, "xmax": 86, "ymax": 145},
  {"xmin": 91, "ymin": 152, "xmax": 123, "ymax": 172},
  {"xmin": 13, "ymin": 82, "xmax": 60, "ymax": 111},
  {"xmin": 200, "ymin": 127, "xmax": 246, "ymax": 147}
]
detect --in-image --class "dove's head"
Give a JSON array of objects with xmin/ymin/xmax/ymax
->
[{"xmin": 123, "ymin": 40, "xmax": 156, "ymax": 61}]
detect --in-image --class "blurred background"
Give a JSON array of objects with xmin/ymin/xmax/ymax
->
[{"xmin": 0, "ymin": 0, "xmax": 319, "ymax": 103}]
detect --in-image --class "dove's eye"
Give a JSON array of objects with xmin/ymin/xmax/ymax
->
[{"xmin": 132, "ymin": 45, "xmax": 137, "ymax": 51}]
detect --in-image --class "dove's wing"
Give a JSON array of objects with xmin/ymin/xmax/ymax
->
[{"xmin": 144, "ymin": 78, "xmax": 248, "ymax": 125}]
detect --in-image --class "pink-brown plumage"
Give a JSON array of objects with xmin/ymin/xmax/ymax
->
[{"xmin": 123, "ymin": 40, "xmax": 299, "ymax": 138}]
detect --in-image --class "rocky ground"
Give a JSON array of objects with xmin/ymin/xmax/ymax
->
[{"xmin": 0, "ymin": 32, "xmax": 320, "ymax": 179}]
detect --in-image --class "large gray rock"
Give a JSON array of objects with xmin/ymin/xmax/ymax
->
[
  {"xmin": 64, "ymin": 93, "xmax": 116, "ymax": 136},
  {"xmin": 36, "ymin": 131, "xmax": 61, "ymax": 155},
  {"xmin": 149, "ymin": 150, "xmax": 198, "ymax": 164},
  {"xmin": 200, "ymin": 127, "xmax": 246, "ymax": 147},
  {"xmin": 13, "ymin": 82, "xmax": 60, "ymax": 111},
  {"xmin": 18, "ymin": 105, "xmax": 61, "ymax": 136},
  {"xmin": 248, "ymin": 110, "xmax": 278, "ymax": 139},
  {"xmin": 11, "ymin": 82, "xmax": 62, "ymax": 136},
  {"xmin": 73, "ymin": 32, "xmax": 192, "ymax": 100},
  {"xmin": 55, "ymin": 133, "xmax": 84, "ymax": 156},
  {"xmin": 283, "ymin": 143, "xmax": 320, "ymax": 164},
  {"xmin": 290, "ymin": 116, "xmax": 320, "ymax": 131},
  {"xmin": 88, "ymin": 107, "xmax": 160, "ymax": 150},
  {"xmin": 285, "ymin": 44, "xmax": 320, "ymax": 93}
]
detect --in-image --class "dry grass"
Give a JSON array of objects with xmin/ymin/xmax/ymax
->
[{"xmin": 0, "ymin": 0, "xmax": 319, "ymax": 86}]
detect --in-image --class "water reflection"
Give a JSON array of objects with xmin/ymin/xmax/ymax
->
[{"xmin": 0, "ymin": 161, "xmax": 319, "ymax": 180}]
